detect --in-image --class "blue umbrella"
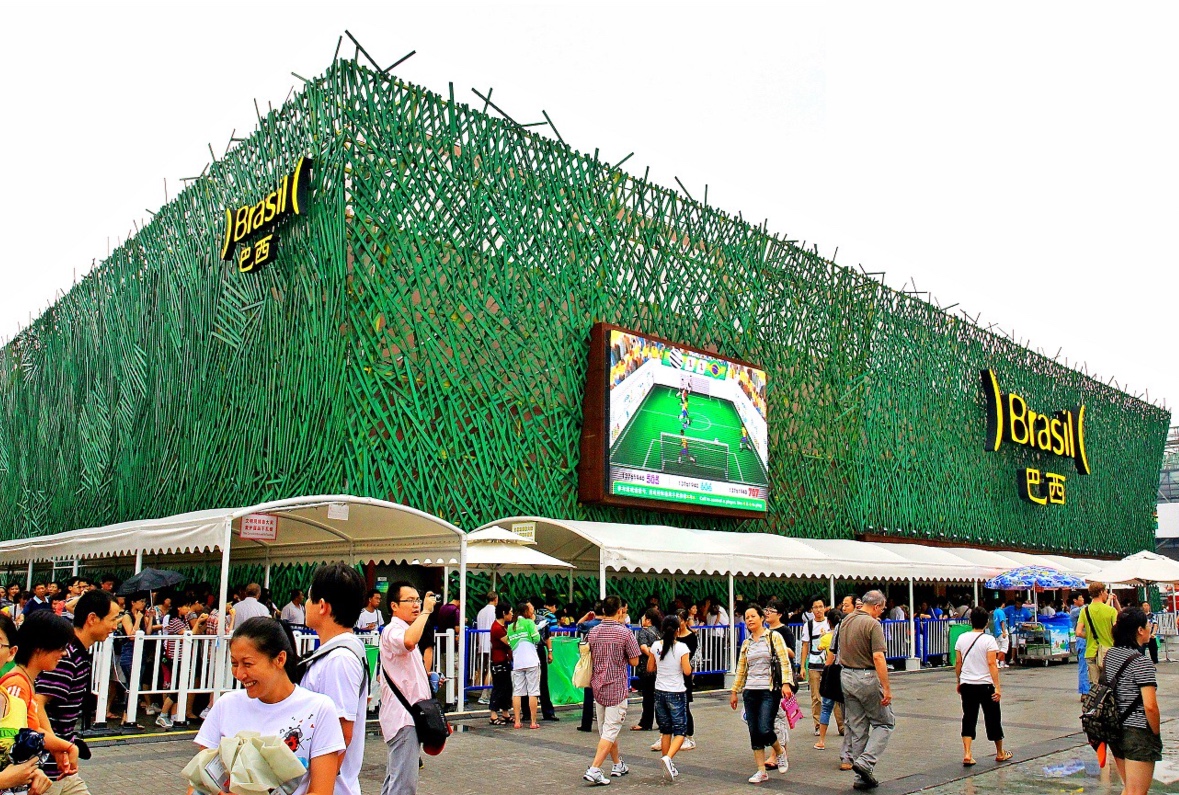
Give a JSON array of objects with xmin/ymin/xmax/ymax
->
[{"xmin": 984, "ymin": 565, "xmax": 1086, "ymax": 591}]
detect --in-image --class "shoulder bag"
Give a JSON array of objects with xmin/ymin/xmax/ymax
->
[
  {"xmin": 381, "ymin": 662, "xmax": 451, "ymax": 749},
  {"xmin": 818, "ymin": 625, "xmax": 844, "ymax": 703},
  {"xmin": 572, "ymin": 641, "xmax": 593, "ymax": 688}
]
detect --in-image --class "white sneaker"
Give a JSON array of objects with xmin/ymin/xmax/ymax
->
[
  {"xmin": 682, "ymin": 737, "xmax": 696, "ymax": 751},
  {"xmin": 155, "ymin": 713, "xmax": 173, "ymax": 729},
  {"xmin": 747, "ymin": 771, "xmax": 769, "ymax": 784},
  {"xmin": 144, "ymin": 704, "xmax": 160, "ymax": 716},
  {"xmin": 777, "ymin": 757, "xmax": 788, "ymax": 774},
  {"xmin": 660, "ymin": 755, "xmax": 678, "ymax": 781},
  {"xmin": 583, "ymin": 767, "xmax": 610, "ymax": 786},
  {"xmin": 650, "ymin": 740, "xmax": 662, "ymax": 752},
  {"xmin": 610, "ymin": 762, "xmax": 629, "ymax": 777},
  {"xmin": 199, "ymin": 706, "xmax": 210, "ymax": 720}
]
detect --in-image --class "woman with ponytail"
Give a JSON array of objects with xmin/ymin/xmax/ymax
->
[
  {"xmin": 647, "ymin": 615, "xmax": 692, "ymax": 781},
  {"xmin": 507, "ymin": 600, "xmax": 542, "ymax": 729},
  {"xmin": 192, "ymin": 617, "xmax": 345, "ymax": 795}
]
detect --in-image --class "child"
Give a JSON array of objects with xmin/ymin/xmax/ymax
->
[
  {"xmin": 193, "ymin": 617, "xmax": 345, "ymax": 795},
  {"xmin": 0, "ymin": 612, "xmax": 50, "ymax": 793}
]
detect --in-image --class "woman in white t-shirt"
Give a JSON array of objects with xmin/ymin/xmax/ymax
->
[
  {"xmin": 953, "ymin": 607, "xmax": 1010, "ymax": 766},
  {"xmin": 193, "ymin": 617, "xmax": 346, "ymax": 795},
  {"xmin": 648, "ymin": 615, "xmax": 693, "ymax": 782}
]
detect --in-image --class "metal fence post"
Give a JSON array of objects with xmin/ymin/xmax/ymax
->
[
  {"xmin": 174, "ymin": 631, "xmax": 193, "ymax": 726},
  {"xmin": 92, "ymin": 639, "xmax": 112, "ymax": 727}
]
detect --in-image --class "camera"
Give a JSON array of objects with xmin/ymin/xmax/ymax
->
[{"xmin": 11, "ymin": 729, "xmax": 49, "ymax": 767}]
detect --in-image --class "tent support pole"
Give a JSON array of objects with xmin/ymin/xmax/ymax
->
[
  {"xmin": 25, "ymin": 561, "xmax": 32, "ymax": 591},
  {"xmin": 598, "ymin": 551, "xmax": 607, "ymax": 601},
  {"xmin": 973, "ymin": 579, "xmax": 979, "ymax": 608},
  {"xmin": 72, "ymin": 559, "xmax": 79, "ymax": 576},
  {"xmin": 728, "ymin": 573, "xmax": 736, "ymax": 674},
  {"xmin": 829, "ymin": 575, "xmax": 836, "ymax": 608},
  {"xmin": 443, "ymin": 567, "xmax": 449, "ymax": 604},
  {"xmin": 134, "ymin": 549, "xmax": 143, "ymax": 574},
  {"xmin": 264, "ymin": 558, "xmax": 271, "ymax": 590},
  {"xmin": 491, "ymin": 571, "xmax": 497, "ymax": 591},
  {"xmin": 215, "ymin": 519, "xmax": 232, "ymax": 696},
  {"xmin": 908, "ymin": 577, "xmax": 917, "ymax": 667},
  {"xmin": 458, "ymin": 536, "xmax": 468, "ymax": 713},
  {"xmin": 567, "ymin": 568, "xmax": 574, "ymax": 603}
]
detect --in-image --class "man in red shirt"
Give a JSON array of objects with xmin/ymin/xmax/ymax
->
[{"xmin": 583, "ymin": 596, "xmax": 640, "ymax": 786}]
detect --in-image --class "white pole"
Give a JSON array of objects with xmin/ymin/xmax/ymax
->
[
  {"xmin": 829, "ymin": 575, "xmax": 836, "ymax": 608},
  {"xmin": 214, "ymin": 519, "xmax": 232, "ymax": 696},
  {"xmin": 908, "ymin": 577, "xmax": 917, "ymax": 660},
  {"xmin": 598, "ymin": 552, "xmax": 607, "ymax": 601},
  {"xmin": 25, "ymin": 561, "xmax": 32, "ymax": 591},
  {"xmin": 973, "ymin": 579, "xmax": 979, "ymax": 608},
  {"xmin": 458, "ymin": 536, "xmax": 468, "ymax": 712},
  {"xmin": 264, "ymin": 558, "xmax": 271, "ymax": 590},
  {"xmin": 134, "ymin": 549, "xmax": 143, "ymax": 574},
  {"xmin": 491, "ymin": 570, "xmax": 497, "ymax": 591},
  {"xmin": 72, "ymin": 559, "xmax": 79, "ymax": 576},
  {"xmin": 728, "ymin": 573, "xmax": 736, "ymax": 673},
  {"xmin": 443, "ymin": 566, "xmax": 449, "ymax": 604}
]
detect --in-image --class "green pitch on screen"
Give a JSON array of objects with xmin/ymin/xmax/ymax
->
[{"xmin": 609, "ymin": 385, "xmax": 769, "ymax": 487}]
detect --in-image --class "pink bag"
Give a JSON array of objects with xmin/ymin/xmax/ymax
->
[{"xmin": 780, "ymin": 693, "xmax": 804, "ymax": 730}]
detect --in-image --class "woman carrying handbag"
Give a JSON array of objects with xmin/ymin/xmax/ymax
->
[
  {"xmin": 953, "ymin": 607, "xmax": 1011, "ymax": 766},
  {"xmin": 729, "ymin": 604, "xmax": 794, "ymax": 784}
]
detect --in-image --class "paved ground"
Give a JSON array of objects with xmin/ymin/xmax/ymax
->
[{"xmin": 83, "ymin": 661, "xmax": 1179, "ymax": 794}]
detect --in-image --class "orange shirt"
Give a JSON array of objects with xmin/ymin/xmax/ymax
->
[{"xmin": 0, "ymin": 668, "xmax": 42, "ymax": 733}]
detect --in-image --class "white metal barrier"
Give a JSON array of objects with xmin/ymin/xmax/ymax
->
[
  {"xmin": 1156, "ymin": 611, "xmax": 1177, "ymax": 637},
  {"xmin": 881, "ymin": 619, "xmax": 912, "ymax": 661}
]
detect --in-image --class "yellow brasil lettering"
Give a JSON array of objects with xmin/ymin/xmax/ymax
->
[
  {"xmin": 220, "ymin": 157, "xmax": 312, "ymax": 261},
  {"xmin": 980, "ymin": 370, "xmax": 1090, "ymax": 475}
]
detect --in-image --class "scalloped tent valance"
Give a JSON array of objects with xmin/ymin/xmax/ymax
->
[{"xmin": 474, "ymin": 517, "xmax": 1111, "ymax": 584}]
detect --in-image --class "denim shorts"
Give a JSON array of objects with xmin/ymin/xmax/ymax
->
[{"xmin": 655, "ymin": 690, "xmax": 688, "ymax": 737}]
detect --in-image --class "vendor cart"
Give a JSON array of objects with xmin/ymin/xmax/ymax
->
[{"xmin": 1016, "ymin": 620, "xmax": 1071, "ymax": 665}]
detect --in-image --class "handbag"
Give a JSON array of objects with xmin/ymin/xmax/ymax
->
[
  {"xmin": 818, "ymin": 626, "xmax": 844, "ymax": 703},
  {"xmin": 381, "ymin": 663, "xmax": 451, "ymax": 750},
  {"xmin": 572, "ymin": 641, "xmax": 593, "ymax": 688}
]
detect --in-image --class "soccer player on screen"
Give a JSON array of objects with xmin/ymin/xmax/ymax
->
[{"xmin": 740, "ymin": 425, "xmax": 751, "ymax": 452}]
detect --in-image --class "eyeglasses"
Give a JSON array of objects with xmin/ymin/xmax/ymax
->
[{"xmin": 397, "ymin": 598, "xmax": 423, "ymax": 605}]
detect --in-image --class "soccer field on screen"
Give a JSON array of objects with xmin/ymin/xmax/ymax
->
[{"xmin": 608, "ymin": 385, "xmax": 769, "ymax": 487}]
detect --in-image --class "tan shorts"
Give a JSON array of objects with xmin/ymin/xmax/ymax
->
[{"xmin": 595, "ymin": 699, "xmax": 628, "ymax": 743}]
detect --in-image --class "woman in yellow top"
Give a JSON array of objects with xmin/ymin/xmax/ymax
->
[{"xmin": 729, "ymin": 604, "xmax": 794, "ymax": 784}]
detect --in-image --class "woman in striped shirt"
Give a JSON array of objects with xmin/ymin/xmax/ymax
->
[{"xmin": 1104, "ymin": 608, "xmax": 1161, "ymax": 795}]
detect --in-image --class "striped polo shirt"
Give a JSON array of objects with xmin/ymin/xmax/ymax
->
[{"xmin": 36, "ymin": 635, "xmax": 91, "ymax": 778}]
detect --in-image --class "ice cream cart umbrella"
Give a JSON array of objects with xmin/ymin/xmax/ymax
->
[{"xmin": 984, "ymin": 565, "xmax": 1088, "ymax": 613}]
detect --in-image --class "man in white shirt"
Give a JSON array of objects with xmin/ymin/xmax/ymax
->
[
  {"xmin": 303, "ymin": 564, "xmax": 369, "ymax": 795},
  {"xmin": 232, "ymin": 583, "xmax": 272, "ymax": 624},
  {"xmin": 801, "ymin": 598, "xmax": 843, "ymax": 735},
  {"xmin": 280, "ymin": 589, "xmax": 306, "ymax": 624},
  {"xmin": 357, "ymin": 590, "xmax": 385, "ymax": 633},
  {"xmin": 380, "ymin": 582, "xmax": 435, "ymax": 795},
  {"xmin": 475, "ymin": 591, "xmax": 498, "ymax": 704}
]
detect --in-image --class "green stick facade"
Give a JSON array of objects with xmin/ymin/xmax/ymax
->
[{"xmin": 0, "ymin": 60, "xmax": 1168, "ymax": 557}]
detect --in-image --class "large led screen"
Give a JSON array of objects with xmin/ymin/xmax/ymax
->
[{"xmin": 579, "ymin": 323, "xmax": 769, "ymax": 517}]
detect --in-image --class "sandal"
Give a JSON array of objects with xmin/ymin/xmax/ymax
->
[
  {"xmin": 488, "ymin": 717, "xmax": 506, "ymax": 726},
  {"xmin": 996, "ymin": 751, "xmax": 1013, "ymax": 763},
  {"xmin": 963, "ymin": 758, "xmax": 976, "ymax": 766},
  {"xmin": 814, "ymin": 743, "xmax": 826, "ymax": 750},
  {"xmin": 530, "ymin": 723, "xmax": 541, "ymax": 729}
]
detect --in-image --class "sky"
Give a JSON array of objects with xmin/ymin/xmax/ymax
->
[{"xmin": 1, "ymin": 1, "xmax": 1175, "ymax": 420}]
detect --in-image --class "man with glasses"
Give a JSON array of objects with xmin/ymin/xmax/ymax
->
[
  {"xmin": 839, "ymin": 590, "xmax": 894, "ymax": 791},
  {"xmin": 379, "ymin": 582, "xmax": 435, "ymax": 795}
]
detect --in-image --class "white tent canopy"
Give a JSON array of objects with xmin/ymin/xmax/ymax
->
[
  {"xmin": 0, "ymin": 495, "xmax": 465, "ymax": 568},
  {"xmin": 1089, "ymin": 550, "xmax": 1179, "ymax": 585},
  {"xmin": 475, "ymin": 516, "xmax": 1115, "ymax": 584}
]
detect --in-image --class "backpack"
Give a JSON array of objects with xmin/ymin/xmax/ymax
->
[{"xmin": 1080, "ymin": 650, "xmax": 1142, "ymax": 747}]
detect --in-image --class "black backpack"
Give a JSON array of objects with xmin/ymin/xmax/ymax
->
[{"xmin": 1080, "ymin": 650, "xmax": 1143, "ymax": 747}]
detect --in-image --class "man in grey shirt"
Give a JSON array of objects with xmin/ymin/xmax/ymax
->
[
  {"xmin": 232, "ymin": 583, "xmax": 272, "ymax": 623},
  {"xmin": 839, "ymin": 590, "xmax": 894, "ymax": 791}
]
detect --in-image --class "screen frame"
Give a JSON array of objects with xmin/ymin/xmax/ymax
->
[{"xmin": 578, "ymin": 321, "xmax": 769, "ymax": 519}]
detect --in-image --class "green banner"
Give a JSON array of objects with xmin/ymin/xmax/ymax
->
[
  {"xmin": 613, "ymin": 481, "xmax": 767, "ymax": 511},
  {"xmin": 549, "ymin": 636, "xmax": 584, "ymax": 705}
]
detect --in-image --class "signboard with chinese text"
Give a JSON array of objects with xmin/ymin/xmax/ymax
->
[{"xmin": 240, "ymin": 513, "xmax": 278, "ymax": 541}]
